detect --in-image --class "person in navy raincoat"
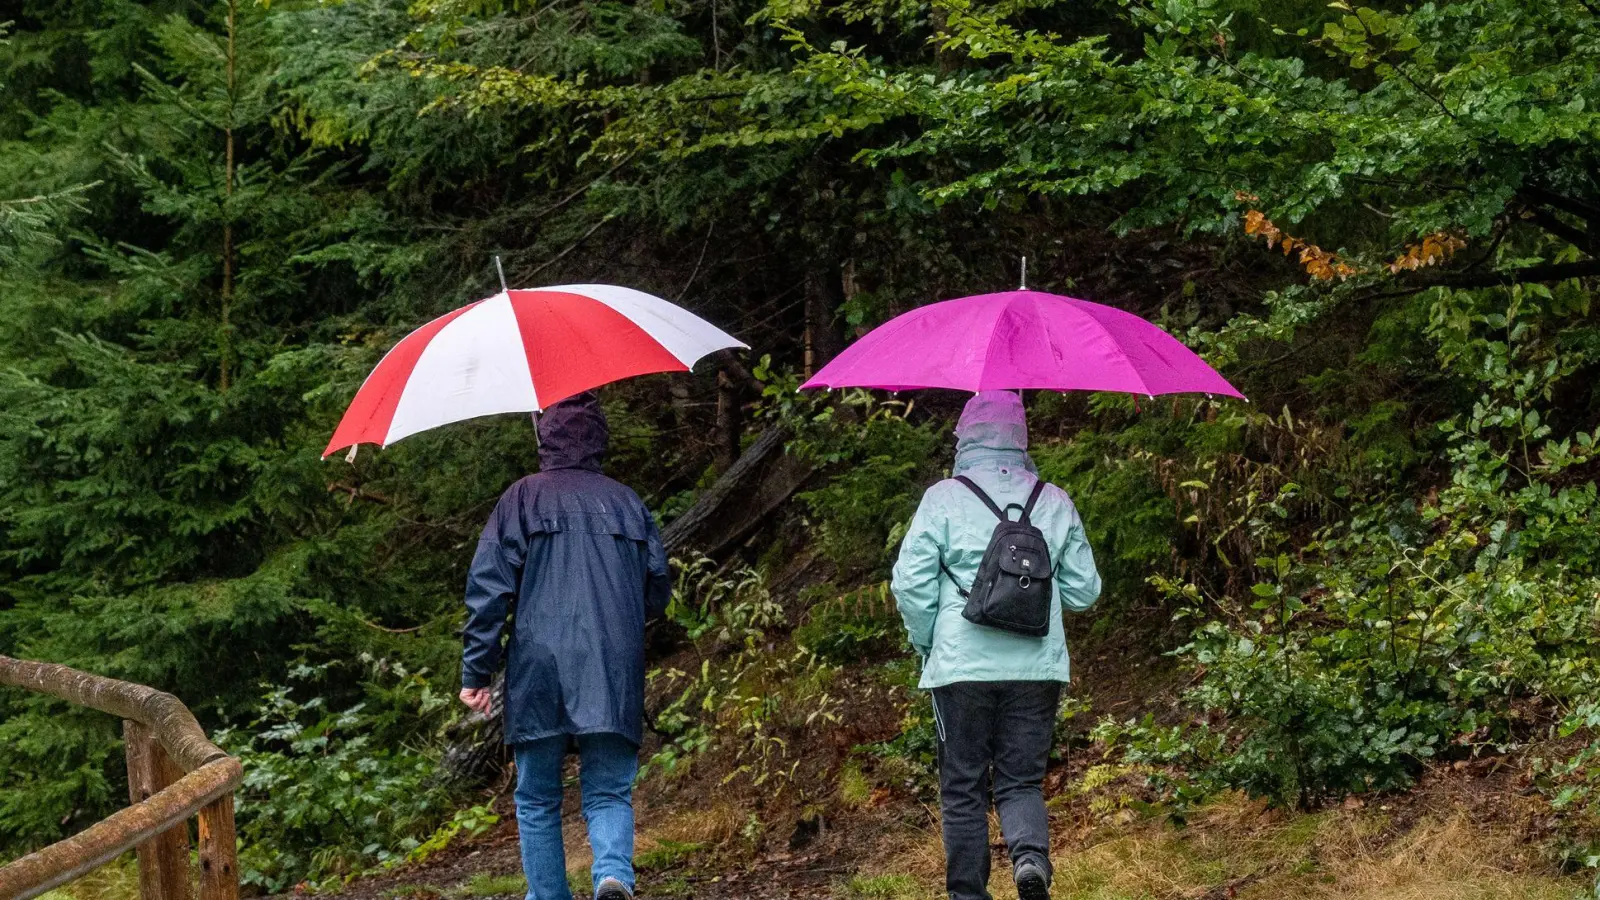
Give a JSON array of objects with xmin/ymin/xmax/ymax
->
[{"xmin": 459, "ymin": 391, "xmax": 670, "ymax": 900}]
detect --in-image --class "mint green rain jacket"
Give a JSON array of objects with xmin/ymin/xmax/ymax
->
[{"xmin": 891, "ymin": 391, "xmax": 1101, "ymax": 689}]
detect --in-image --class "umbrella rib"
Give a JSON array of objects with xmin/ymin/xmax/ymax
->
[
  {"xmin": 1063, "ymin": 297, "xmax": 1156, "ymax": 397},
  {"xmin": 976, "ymin": 293, "xmax": 1022, "ymax": 392}
]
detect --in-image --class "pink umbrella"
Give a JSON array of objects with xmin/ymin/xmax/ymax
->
[
  {"xmin": 325, "ymin": 284, "xmax": 745, "ymax": 457},
  {"xmin": 800, "ymin": 290, "xmax": 1243, "ymax": 399}
]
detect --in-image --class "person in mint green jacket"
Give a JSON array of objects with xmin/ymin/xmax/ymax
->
[{"xmin": 891, "ymin": 390, "xmax": 1101, "ymax": 900}]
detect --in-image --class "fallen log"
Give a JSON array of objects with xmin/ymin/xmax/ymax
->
[{"xmin": 662, "ymin": 424, "xmax": 815, "ymax": 556}]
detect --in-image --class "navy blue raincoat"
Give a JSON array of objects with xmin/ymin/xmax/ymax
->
[{"xmin": 461, "ymin": 393, "xmax": 671, "ymax": 747}]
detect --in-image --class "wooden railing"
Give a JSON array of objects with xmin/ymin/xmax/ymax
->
[{"xmin": 0, "ymin": 655, "xmax": 243, "ymax": 900}]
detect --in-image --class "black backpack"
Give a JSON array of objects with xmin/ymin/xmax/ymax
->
[{"xmin": 939, "ymin": 476, "xmax": 1054, "ymax": 638}]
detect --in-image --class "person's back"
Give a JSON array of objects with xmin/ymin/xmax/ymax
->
[
  {"xmin": 891, "ymin": 390, "xmax": 1101, "ymax": 900},
  {"xmin": 460, "ymin": 392, "xmax": 669, "ymax": 900}
]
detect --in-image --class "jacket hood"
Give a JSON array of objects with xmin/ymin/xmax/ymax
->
[
  {"xmin": 537, "ymin": 391, "xmax": 608, "ymax": 472},
  {"xmin": 953, "ymin": 390, "xmax": 1036, "ymax": 476}
]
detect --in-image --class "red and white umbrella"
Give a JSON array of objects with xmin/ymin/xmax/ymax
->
[{"xmin": 324, "ymin": 284, "xmax": 745, "ymax": 457}]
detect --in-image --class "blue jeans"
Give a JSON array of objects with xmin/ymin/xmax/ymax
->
[{"xmin": 513, "ymin": 733, "xmax": 639, "ymax": 900}]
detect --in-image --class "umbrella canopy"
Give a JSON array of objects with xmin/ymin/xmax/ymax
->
[
  {"xmin": 800, "ymin": 290, "xmax": 1243, "ymax": 399},
  {"xmin": 325, "ymin": 284, "xmax": 745, "ymax": 457}
]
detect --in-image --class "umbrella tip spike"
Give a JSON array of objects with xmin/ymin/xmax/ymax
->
[
  {"xmin": 1019, "ymin": 255, "xmax": 1028, "ymax": 291},
  {"xmin": 494, "ymin": 255, "xmax": 508, "ymax": 293}
]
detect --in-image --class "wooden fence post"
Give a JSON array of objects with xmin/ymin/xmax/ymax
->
[
  {"xmin": 125, "ymin": 720, "xmax": 192, "ymax": 900},
  {"xmin": 1, "ymin": 657, "xmax": 241, "ymax": 900},
  {"xmin": 196, "ymin": 795, "xmax": 239, "ymax": 900}
]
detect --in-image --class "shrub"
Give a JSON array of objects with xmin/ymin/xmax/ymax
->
[
  {"xmin": 223, "ymin": 657, "xmax": 456, "ymax": 892},
  {"xmin": 665, "ymin": 553, "xmax": 784, "ymax": 650},
  {"xmin": 795, "ymin": 582, "xmax": 900, "ymax": 664},
  {"xmin": 1095, "ymin": 307, "xmax": 1600, "ymax": 813}
]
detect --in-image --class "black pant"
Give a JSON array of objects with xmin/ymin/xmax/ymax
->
[{"xmin": 932, "ymin": 680, "xmax": 1061, "ymax": 900}]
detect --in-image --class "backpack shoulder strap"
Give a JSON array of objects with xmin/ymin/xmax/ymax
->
[
  {"xmin": 953, "ymin": 475, "xmax": 1007, "ymax": 521},
  {"xmin": 1020, "ymin": 479, "xmax": 1048, "ymax": 524},
  {"xmin": 938, "ymin": 556, "xmax": 970, "ymax": 598}
]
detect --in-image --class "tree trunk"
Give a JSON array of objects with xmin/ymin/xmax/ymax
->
[
  {"xmin": 804, "ymin": 266, "xmax": 845, "ymax": 375},
  {"xmin": 219, "ymin": 0, "xmax": 237, "ymax": 392},
  {"xmin": 931, "ymin": 4, "xmax": 960, "ymax": 75},
  {"xmin": 668, "ymin": 377, "xmax": 693, "ymax": 428},
  {"xmin": 714, "ymin": 370, "xmax": 739, "ymax": 470}
]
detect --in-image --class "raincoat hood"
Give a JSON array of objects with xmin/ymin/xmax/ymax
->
[
  {"xmin": 953, "ymin": 390, "xmax": 1036, "ymax": 476},
  {"xmin": 537, "ymin": 392, "xmax": 608, "ymax": 472}
]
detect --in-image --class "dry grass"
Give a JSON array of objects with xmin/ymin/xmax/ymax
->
[
  {"xmin": 841, "ymin": 819, "xmax": 945, "ymax": 900},
  {"xmin": 35, "ymin": 855, "xmax": 142, "ymax": 900},
  {"xmin": 647, "ymin": 802, "xmax": 745, "ymax": 847},
  {"xmin": 1261, "ymin": 815, "xmax": 1584, "ymax": 900},
  {"xmin": 830, "ymin": 792, "xmax": 1589, "ymax": 900},
  {"xmin": 1052, "ymin": 793, "xmax": 1586, "ymax": 900}
]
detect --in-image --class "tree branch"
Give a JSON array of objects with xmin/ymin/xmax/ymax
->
[
  {"xmin": 676, "ymin": 222, "xmax": 714, "ymax": 301},
  {"xmin": 714, "ymin": 348, "xmax": 761, "ymax": 395},
  {"xmin": 1430, "ymin": 259, "xmax": 1600, "ymax": 287},
  {"xmin": 358, "ymin": 618, "xmax": 428, "ymax": 634},
  {"xmin": 327, "ymin": 482, "xmax": 391, "ymax": 505},
  {"xmin": 1520, "ymin": 205, "xmax": 1594, "ymax": 253},
  {"xmin": 520, "ymin": 213, "xmax": 617, "ymax": 282},
  {"xmin": 1359, "ymin": 258, "xmax": 1600, "ymax": 299},
  {"xmin": 1392, "ymin": 62, "xmax": 1457, "ymax": 122},
  {"xmin": 534, "ymin": 152, "xmax": 636, "ymax": 220},
  {"xmin": 1521, "ymin": 185, "xmax": 1600, "ymax": 223}
]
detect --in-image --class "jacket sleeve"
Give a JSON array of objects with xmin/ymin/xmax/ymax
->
[
  {"xmin": 643, "ymin": 515, "xmax": 671, "ymax": 620},
  {"xmin": 461, "ymin": 491, "xmax": 528, "ymax": 690},
  {"xmin": 891, "ymin": 488, "xmax": 945, "ymax": 657},
  {"xmin": 1054, "ymin": 505, "xmax": 1102, "ymax": 613}
]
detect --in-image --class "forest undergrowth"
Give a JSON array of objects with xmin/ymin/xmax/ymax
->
[{"xmin": 42, "ymin": 598, "xmax": 1600, "ymax": 900}]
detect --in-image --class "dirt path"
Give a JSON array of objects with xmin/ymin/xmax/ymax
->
[
  {"xmin": 278, "ymin": 766, "xmax": 1591, "ymax": 900},
  {"xmin": 271, "ymin": 791, "xmax": 869, "ymax": 900}
]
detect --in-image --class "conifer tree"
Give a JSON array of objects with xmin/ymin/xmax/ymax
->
[
  {"xmin": 0, "ymin": 23, "xmax": 93, "ymax": 267},
  {"xmin": 0, "ymin": 0, "xmax": 340, "ymax": 842}
]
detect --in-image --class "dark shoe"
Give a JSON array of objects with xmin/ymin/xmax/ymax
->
[
  {"xmin": 1015, "ymin": 861, "xmax": 1050, "ymax": 900},
  {"xmin": 596, "ymin": 877, "xmax": 634, "ymax": 900}
]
